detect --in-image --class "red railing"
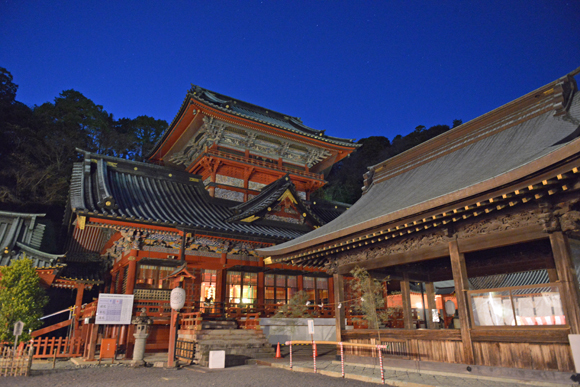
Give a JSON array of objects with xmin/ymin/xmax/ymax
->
[
  {"xmin": 31, "ymin": 337, "xmax": 84, "ymax": 359},
  {"xmin": 203, "ymin": 148, "xmax": 324, "ymax": 180}
]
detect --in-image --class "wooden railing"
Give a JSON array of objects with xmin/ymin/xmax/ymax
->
[
  {"xmin": 31, "ymin": 337, "xmax": 84, "ymax": 359},
  {"xmin": 203, "ymin": 148, "xmax": 324, "ymax": 180},
  {"xmin": 78, "ymin": 299, "xmax": 335, "ymax": 323},
  {"xmin": 180, "ymin": 312, "xmax": 203, "ymax": 331}
]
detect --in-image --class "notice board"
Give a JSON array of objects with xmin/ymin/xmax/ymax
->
[{"xmin": 95, "ymin": 294, "xmax": 134, "ymax": 325}]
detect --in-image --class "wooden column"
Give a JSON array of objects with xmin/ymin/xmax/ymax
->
[
  {"xmin": 328, "ymin": 276, "xmax": 335, "ymax": 306},
  {"xmin": 549, "ymin": 231, "xmax": 580, "ymax": 334},
  {"xmin": 401, "ymin": 273, "xmax": 413, "ymax": 330},
  {"xmin": 333, "ymin": 274, "xmax": 345, "ymax": 342},
  {"xmin": 216, "ymin": 269, "xmax": 226, "ymax": 304},
  {"xmin": 425, "ymin": 282, "xmax": 437, "ymax": 329},
  {"xmin": 167, "ymin": 309, "xmax": 178, "ymax": 368},
  {"xmin": 449, "ymin": 239, "xmax": 474, "ymax": 365},
  {"xmin": 110, "ymin": 271, "xmax": 118, "ymax": 293},
  {"xmin": 257, "ymin": 272, "xmax": 265, "ymax": 307},
  {"xmin": 547, "ymin": 268, "xmax": 559, "ymax": 282},
  {"xmin": 125, "ymin": 257, "xmax": 137, "ymax": 295},
  {"xmin": 72, "ymin": 284, "xmax": 85, "ymax": 338},
  {"xmin": 297, "ymin": 275, "xmax": 304, "ymax": 291},
  {"xmin": 115, "ymin": 267, "xmax": 124, "ymax": 294}
]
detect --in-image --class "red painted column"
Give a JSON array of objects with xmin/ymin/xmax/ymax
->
[
  {"xmin": 120, "ymin": 254, "xmax": 138, "ymax": 352},
  {"xmin": 72, "ymin": 285, "xmax": 85, "ymax": 338},
  {"xmin": 125, "ymin": 256, "xmax": 137, "ymax": 295},
  {"xmin": 110, "ymin": 271, "xmax": 118, "ymax": 293},
  {"xmin": 167, "ymin": 309, "xmax": 178, "ymax": 368}
]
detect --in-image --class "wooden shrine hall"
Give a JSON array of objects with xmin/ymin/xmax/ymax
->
[
  {"xmin": 259, "ymin": 68, "xmax": 580, "ymax": 373},
  {"xmin": 63, "ymin": 84, "xmax": 360, "ymax": 355}
]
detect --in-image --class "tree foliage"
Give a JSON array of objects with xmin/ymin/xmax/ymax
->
[
  {"xmin": 349, "ymin": 266, "xmax": 393, "ymax": 329},
  {"xmin": 0, "ymin": 258, "xmax": 48, "ymax": 341},
  {"xmin": 273, "ymin": 290, "xmax": 313, "ymax": 318},
  {"xmin": 0, "ymin": 68, "xmax": 168, "ymax": 216}
]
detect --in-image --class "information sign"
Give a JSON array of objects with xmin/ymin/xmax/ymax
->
[
  {"xmin": 13, "ymin": 320, "xmax": 24, "ymax": 336},
  {"xmin": 95, "ymin": 294, "xmax": 134, "ymax": 325},
  {"xmin": 307, "ymin": 319, "xmax": 315, "ymax": 335}
]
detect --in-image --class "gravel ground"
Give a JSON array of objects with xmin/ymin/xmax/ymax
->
[{"xmin": 2, "ymin": 363, "xmax": 384, "ymax": 387}]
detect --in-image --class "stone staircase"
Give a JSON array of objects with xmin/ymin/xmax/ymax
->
[{"xmin": 178, "ymin": 322, "xmax": 275, "ymax": 367}]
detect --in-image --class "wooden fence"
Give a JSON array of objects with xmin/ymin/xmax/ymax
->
[
  {"xmin": 31, "ymin": 337, "xmax": 83, "ymax": 359},
  {"xmin": 0, "ymin": 343, "xmax": 34, "ymax": 377}
]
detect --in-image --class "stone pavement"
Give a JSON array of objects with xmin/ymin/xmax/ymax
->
[{"xmin": 256, "ymin": 345, "xmax": 579, "ymax": 387}]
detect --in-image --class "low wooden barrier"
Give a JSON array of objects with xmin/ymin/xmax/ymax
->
[
  {"xmin": 239, "ymin": 313, "xmax": 261, "ymax": 330},
  {"xmin": 180, "ymin": 312, "xmax": 203, "ymax": 331},
  {"xmin": 0, "ymin": 343, "xmax": 34, "ymax": 377},
  {"xmin": 31, "ymin": 337, "xmax": 83, "ymax": 359}
]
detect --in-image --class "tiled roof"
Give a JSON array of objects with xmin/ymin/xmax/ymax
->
[
  {"xmin": 227, "ymin": 173, "xmax": 324, "ymax": 225},
  {"xmin": 259, "ymin": 71, "xmax": 580, "ymax": 257},
  {"xmin": 189, "ymin": 86, "xmax": 359, "ymax": 147},
  {"xmin": 149, "ymin": 85, "xmax": 360, "ymax": 157},
  {"xmin": 69, "ymin": 152, "xmax": 317, "ymax": 241},
  {"xmin": 0, "ymin": 211, "xmax": 64, "ymax": 268}
]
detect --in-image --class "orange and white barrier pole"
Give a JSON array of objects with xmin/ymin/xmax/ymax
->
[
  {"xmin": 312, "ymin": 341, "xmax": 317, "ymax": 373},
  {"xmin": 340, "ymin": 342, "xmax": 344, "ymax": 377}
]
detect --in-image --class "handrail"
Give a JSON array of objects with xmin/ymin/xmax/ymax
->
[{"xmin": 285, "ymin": 340, "xmax": 387, "ymax": 349}]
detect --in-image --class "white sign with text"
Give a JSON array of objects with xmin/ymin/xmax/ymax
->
[{"xmin": 95, "ymin": 294, "xmax": 134, "ymax": 325}]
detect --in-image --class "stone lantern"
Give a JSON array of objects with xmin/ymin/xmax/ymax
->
[{"xmin": 131, "ymin": 307, "xmax": 153, "ymax": 366}]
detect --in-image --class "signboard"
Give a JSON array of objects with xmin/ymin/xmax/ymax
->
[
  {"xmin": 95, "ymin": 294, "xmax": 134, "ymax": 325},
  {"xmin": 307, "ymin": 319, "xmax": 315, "ymax": 335},
  {"xmin": 13, "ymin": 321, "xmax": 24, "ymax": 336}
]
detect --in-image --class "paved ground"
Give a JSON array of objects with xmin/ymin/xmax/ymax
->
[
  {"xmin": 260, "ymin": 345, "xmax": 579, "ymax": 387},
  {"xmin": 3, "ymin": 362, "xmax": 380, "ymax": 387},
  {"xmin": 2, "ymin": 346, "xmax": 578, "ymax": 387}
]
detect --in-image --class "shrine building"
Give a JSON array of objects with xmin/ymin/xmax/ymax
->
[
  {"xmin": 259, "ymin": 69, "xmax": 580, "ymax": 373},
  {"xmin": 62, "ymin": 85, "xmax": 360, "ymax": 354}
]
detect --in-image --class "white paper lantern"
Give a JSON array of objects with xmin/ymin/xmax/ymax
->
[{"xmin": 170, "ymin": 287, "xmax": 186, "ymax": 310}]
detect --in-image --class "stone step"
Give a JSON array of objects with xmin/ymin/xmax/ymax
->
[
  {"xmin": 197, "ymin": 342, "xmax": 271, "ymax": 349},
  {"xmin": 198, "ymin": 329, "xmax": 263, "ymax": 337}
]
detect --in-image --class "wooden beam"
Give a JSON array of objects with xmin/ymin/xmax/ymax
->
[
  {"xmin": 334, "ymin": 274, "xmax": 345, "ymax": 343},
  {"xmin": 31, "ymin": 319, "xmax": 72, "ymax": 338},
  {"xmin": 449, "ymin": 239, "xmax": 475, "ymax": 365},
  {"xmin": 549, "ymin": 231, "xmax": 580, "ymax": 334},
  {"xmin": 337, "ymin": 244, "xmax": 449, "ymax": 274},
  {"xmin": 425, "ymin": 282, "xmax": 437, "ymax": 329},
  {"xmin": 457, "ymin": 224, "xmax": 546, "ymax": 253},
  {"xmin": 401, "ymin": 273, "xmax": 412, "ymax": 330}
]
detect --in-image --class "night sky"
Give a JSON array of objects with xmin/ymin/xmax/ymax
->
[{"xmin": 1, "ymin": 1, "xmax": 579, "ymax": 141}]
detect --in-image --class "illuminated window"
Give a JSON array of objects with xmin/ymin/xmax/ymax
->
[
  {"xmin": 226, "ymin": 271, "xmax": 257, "ymax": 304},
  {"xmin": 200, "ymin": 269, "xmax": 217, "ymax": 302},
  {"xmin": 136, "ymin": 265, "xmax": 173, "ymax": 290},
  {"xmin": 304, "ymin": 276, "xmax": 329, "ymax": 304},
  {"xmin": 265, "ymin": 274, "xmax": 297, "ymax": 304}
]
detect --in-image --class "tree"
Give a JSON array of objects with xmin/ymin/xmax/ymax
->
[
  {"xmin": 348, "ymin": 266, "xmax": 393, "ymax": 329},
  {"xmin": 0, "ymin": 258, "xmax": 48, "ymax": 341},
  {"xmin": 273, "ymin": 291, "xmax": 313, "ymax": 318}
]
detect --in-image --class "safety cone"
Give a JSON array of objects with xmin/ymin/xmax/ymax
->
[
  {"xmin": 312, "ymin": 343, "xmax": 318, "ymax": 358},
  {"xmin": 275, "ymin": 342, "xmax": 282, "ymax": 358}
]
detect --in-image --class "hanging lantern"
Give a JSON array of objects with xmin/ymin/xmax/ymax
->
[{"xmin": 170, "ymin": 287, "xmax": 186, "ymax": 310}]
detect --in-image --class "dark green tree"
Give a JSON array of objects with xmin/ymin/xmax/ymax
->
[{"xmin": 0, "ymin": 258, "xmax": 48, "ymax": 341}]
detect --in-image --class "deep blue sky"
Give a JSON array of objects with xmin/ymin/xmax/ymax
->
[{"xmin": 1, "ymin": 1, "xmax": 579, "ymax": 141}]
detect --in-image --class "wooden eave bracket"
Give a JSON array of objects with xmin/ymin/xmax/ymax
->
[{"xmin": 284, "ymin": 164, "xmax": 580, "ymax": 268}]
